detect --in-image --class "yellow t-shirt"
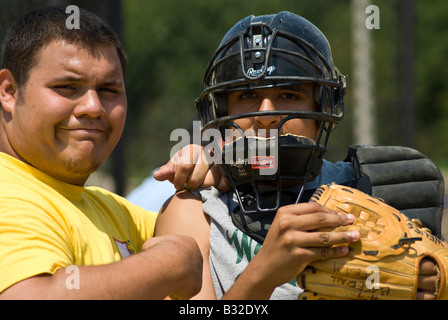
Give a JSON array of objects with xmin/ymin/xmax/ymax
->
[{"xmin": 0, "ymin": 153, "xmax": 158, "ymax": 293}]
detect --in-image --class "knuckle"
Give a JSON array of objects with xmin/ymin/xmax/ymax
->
[
  {"xmin": 282, "ymin": 233, "xmax": 296, "ymax": 248},
  {"xmin": 314, "ymin": 212, "xmax": 327, "ymax": 224},
  {"xmin": 308, "ymin": 202, "xmax": 323, "ymax": 210},
  {"xmin": 318, "ymin": 232, "xmax": 331, "ymax": 245},
  {"xmin": 276, "ymin": 216, "xmax": 291, "ymax": 234},
  {"xmin": 187, "ymin": 176, "xmax": 202, "ymax": 188},
  {"xmin": 320, "ymin": 247, "xmax": 330, "ymax": 258},
  {"xmin": 177, "ymin": 162, "xmax": 193, "ymax": 173},
  {"xmin": 336, "ymin": 213, "xmax": 345, "ymax": 224}
]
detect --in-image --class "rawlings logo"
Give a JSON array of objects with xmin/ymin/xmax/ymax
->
[
  {"xmin": 251, "ymin": 156, "xmax": 276, "ymax": 170},
  {"xmin": 170, "ymin": 121, "xmax": 279, "ymax": 175},
  {"xmin": 246, "ymin": 65, "xmax": 276, "ymax": 78}
]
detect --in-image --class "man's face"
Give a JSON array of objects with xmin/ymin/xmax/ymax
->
[
  {"xmin": 226, "ymin": 84, "xmax": 318, "ymax": 140},
  {"xmin": 0, "ymin": 40, "xmax": 127, "ymax": 185}
]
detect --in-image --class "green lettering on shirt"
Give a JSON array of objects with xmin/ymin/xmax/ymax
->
[{"xmin": 226, "ymin": 228, "xmax": 261, "ymax": 264}]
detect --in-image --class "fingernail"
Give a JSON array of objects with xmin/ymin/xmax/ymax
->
[
  {"xmin": 338, "ymin": 246, "xmax": 349, "ymax": 255},
  {"xmin": 345, "ymin": 214, "xmax": 355, "ymax": 222},
  {"xmin": 347, "ymin": 230, "xmax": 360, "ymax": 241}
]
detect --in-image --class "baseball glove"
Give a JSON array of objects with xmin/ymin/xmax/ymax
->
[{"xmin": 297, "ymin": 183, "xmax": 448, "ymax": 300}]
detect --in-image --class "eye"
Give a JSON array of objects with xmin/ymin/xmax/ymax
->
[
  {"xmin": 239, "ymin": 91, "xmax": 258, "ymax": 100},
  {"xmin": 99, "ymin": 87, "xmax": 118, "ymax": 94},
  {"xmin": 53, "ymin": 85, "xmax": 76, "ymax": 91},
  {"xmin": 52, "ymin": 85, "xmax": 78, "ymax": 96},
  {"xmin": 281, "ymin": 92, "xmax": 300, "ymax": 100},
  {"xmin": 97, "ymin": 82, "xmax": 124, "ymax": 97}
]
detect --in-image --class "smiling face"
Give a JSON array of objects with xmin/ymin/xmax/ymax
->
[{"xmin": 0, "ymin": 40, "xmax": 127, "ymax": 185}]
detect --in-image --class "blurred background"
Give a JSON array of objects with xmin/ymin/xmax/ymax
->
[{"xmin": 1, "ymin": 0, "xmax": 447, "ymax": 229}]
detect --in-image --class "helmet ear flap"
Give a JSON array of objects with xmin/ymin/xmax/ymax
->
[
  {"xmin": 313, "ymin": 85, "xmax": 342, "ymax": 132},
  {"xmin": 313, "ymin": 85, "xmax": 335, "ymax": 113},
  {"xmin": 215, "ymin": 93, "xmax": 228, "ymax": 118},
  {"xmin": 197, "ymin": 93, "xmax": 229, "ymax": 127},
  {"xmin": 333, "ymin": 67, "xmax": 346, "ymax": 117},
  {"xmin": 313, "ymin": 85, "xmax": 323, "ymax": 110}
]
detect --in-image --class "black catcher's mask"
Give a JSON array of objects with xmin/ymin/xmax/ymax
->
[{"xmin": 196, "ymin": 11, "xmax": 346, "ymax": 243}]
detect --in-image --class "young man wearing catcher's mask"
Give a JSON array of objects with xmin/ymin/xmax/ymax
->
[{"xmin": 154, "ymin": 11, "xmax": 445, "ymax": 299}]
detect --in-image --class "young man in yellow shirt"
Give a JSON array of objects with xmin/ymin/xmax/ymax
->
[{"xmin": 0, "ymin": 6, "xmax": 202, "ymax": 299}]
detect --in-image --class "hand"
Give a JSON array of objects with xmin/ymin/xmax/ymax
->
[
  {"xmin": 232, "ymin": 202, "xmax": 360, "ymax": 298},
  {"xmin": 153, "ymin": 144, "xmax": 230, "ymax": 192},
  {"xmin": 417, "ymin": 258, "xmax": 438, "ymax": 300}
]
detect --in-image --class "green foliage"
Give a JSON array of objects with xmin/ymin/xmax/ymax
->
[{"xmin": 415, "ymin": 0, "xmax": 448, "ymax": 163}]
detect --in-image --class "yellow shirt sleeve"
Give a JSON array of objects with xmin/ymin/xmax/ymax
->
[{"xmin": 0, "ymin": 198, "xmax": 75, "ymax": 292}]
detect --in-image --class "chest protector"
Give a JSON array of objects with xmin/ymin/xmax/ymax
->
[
  {"xmin": 346, "ymin": 145, "xmax": 445, "ymax": 239},
  {"xmin": 232, "ymin": 145, "xmax": 445, "ymax": 242}
]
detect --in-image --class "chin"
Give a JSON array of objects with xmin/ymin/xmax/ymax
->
[{"xmin": 64, "ymin": 156, "xmax": 102, "ymax": 176}]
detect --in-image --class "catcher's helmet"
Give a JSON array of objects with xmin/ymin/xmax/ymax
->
[{"xmin": 196, "ymin": 11, "xmax": 346, "ymax": 218}]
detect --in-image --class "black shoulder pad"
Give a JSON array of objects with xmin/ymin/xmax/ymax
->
[{"xmin": 346, "ymin": 145, "xmax": 445, "ymax": 238}]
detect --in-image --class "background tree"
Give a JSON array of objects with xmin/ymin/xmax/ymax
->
[{"xmin": 1, "ymin": 0, "xmax": 447, "ymax": 195}]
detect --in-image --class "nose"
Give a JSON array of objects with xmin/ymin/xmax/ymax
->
[
  {"xmin": 254, "ymin": 98, "xmax": 281, "ymax": 129},
  {"xmin": 75, "ymin": 89, "xmax": 106, "ymax": 118}
]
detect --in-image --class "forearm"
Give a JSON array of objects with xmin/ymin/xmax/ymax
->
[
  {"xmin": 1, "ymin": 235, "xmax": 202, "ymax": 300},
  {"xmin": 66, "ymin": 250, "xmax": 196, "ymax": 300},
  {"xmin": 220, "ymin": 252, "xmax": 278, "ymax": 300},
  {"xmin": 222, "ymin": 275, "xmax": 275, "ymax": 300},
  {"xmin": 50, "ymin": 255, "xmax": 184, "ymax": 300}
]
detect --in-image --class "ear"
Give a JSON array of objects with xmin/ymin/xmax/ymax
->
[{"xmin": 0, "ymin": 69, "xmax": 19, "ymax": 113}]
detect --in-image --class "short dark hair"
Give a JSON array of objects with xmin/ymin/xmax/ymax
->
[{"xmin": 0, "ymin": 5, "xmax": 128, "ymax": 88}]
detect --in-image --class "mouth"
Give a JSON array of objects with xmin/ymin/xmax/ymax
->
[
  {"xmin": 59, "ymin": 127, "xmax": 108, "ymax": 140},
  {"xmin": 71, "ymin": 128, "xmax": 105, "ymax": 133}
]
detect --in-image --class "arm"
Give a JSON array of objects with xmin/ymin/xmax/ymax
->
[
  {"xmin": 225, "ymin": 203, "xmax": 438, "ymax": 300},
  {"xmin": 0, "ymin": 234, "xmax": 202, "ymax": 300},
  {"xmin": 155, "ymin": 190, "xmax": 216, "ymax": 299},
  {"xmin": 222, "ymin": 203, "xmax": 360, "ymax": 300},
  {"xmin": 159, "ymin": 193, "xmax": 360, "ymax": 300}
]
